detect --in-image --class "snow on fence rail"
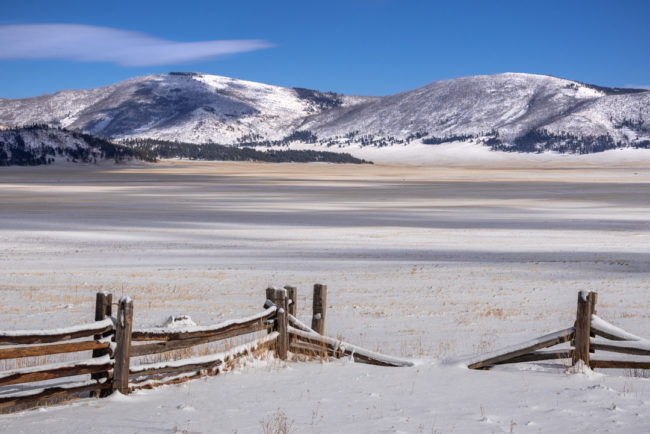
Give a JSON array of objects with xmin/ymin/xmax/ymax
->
[
  {"xmin": 288, "ymin": 326, "xmax": 414, "ymax": 367},
  {"xmin": 0, "ymin": 318, "xmax": 114, "ymax": 345},
  {"xmin": 0, "ymin": 292, "xmax": 116, "ymax": 413},
  {"xmin": 0, "ymin": 282, "xmax": 411, "ymax": 414},
  {"xmin": 466, "ymin": 291, "xmax": 650, "ymax": 371},
  {"xmin": 4, "ymin": 286, "xmax": 641, "ymax": 414},
  {"xmin": 128, "ymin": 332, "xmax": 280, "ymax": 392},
  {"xmin": 465, "ymin": 328, "xmax": 575, "ymax": 370}
]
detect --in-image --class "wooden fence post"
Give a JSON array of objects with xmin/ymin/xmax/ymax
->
[
  {"xmin": 113, "ymin": 297, "xmax": 133, "ymax": 395},
  {"xmin": 92, "ymin": 292, "xmax": 112, "ymax": 397},
  {"xmin": 590, "ymin": 292, "xmax": 598, "ymax": 317},
  {"xmin": 285, "ymin": 286, "xmax": 297, "ymax": 317},
  {"xmin": 266, "ymin": 287, "xmax": 275, "ymax": 306},
  {"xmin": 573, "ymin": 291, "xmax": 596, "ymax": 367},
  {"xmin": 277, "ymin": 295, "xmax": 288, "ymax": 360},
  {"xmin": 285, "ymin": 286, "xmax": 297, "ymax": 346},
  {"xmin": 311, "ymin": 284, "xmax": 327, "ymax": 335},
  {"xmin": 266, "ymin": 287, "xmax": 288, "ymax": 360}
]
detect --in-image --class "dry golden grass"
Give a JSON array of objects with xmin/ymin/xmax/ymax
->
[
  {"xmin": 472, "ymin": 335, "xmax": 496, "ymax": 354},
  {"xmin": 132, "ymin": 327, "xmax": 271, "ymax": 367},
  {"xmin": 0, "ymin": 350, "xmax": 89, "ymax": 372},
  {"xmin": 260, "ymin": 408, "xmax": 295, "ymax": 434}
]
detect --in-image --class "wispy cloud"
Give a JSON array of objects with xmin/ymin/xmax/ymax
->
[{"xmin": 0, "ymin": 24, "xmax": 273, "ymax": 66}]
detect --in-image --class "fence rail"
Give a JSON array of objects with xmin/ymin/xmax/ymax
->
[
  {"xmin": 0, "ymin": 318, "xmax": 114, "ymax": 345},
  {"xmin": 466, "ymin": 291, "xmax": 650, "ymax": 371},
  {"xmin": 0, "ymin": 380, "xmax": 112, "ymax": 411},
  {"xmin": 2, "ymin": 286, "xmax": 645, "ymax": 414},
  {"xmin": 0, "ymin": 340, "xmax": 111, "ymax": 360},
  {"xmin": 0, "ymin": 282, "xmax": 412, "ymax": 414},
  {"xmin": 130, "ymin": 306, "xmax": 277, "ymax": 341},
  {"xmin": 466, "ymin": 328, "xmax": 575, "ymax": 370}
]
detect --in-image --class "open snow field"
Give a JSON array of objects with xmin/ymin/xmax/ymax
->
[{"xmin": 1, "ymin": 159, "xmax": 649, "ymax": 433}]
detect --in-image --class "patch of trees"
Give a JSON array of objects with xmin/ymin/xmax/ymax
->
[
  {"xmin": 580, "ymin": 82, "xmax": 648, "ymax": 96},
  {"xmin": 614, "ymin": 117, "xmax": 647, "ymax": 132},
  {"xmin": 485, "ymin": 129, "xmax": 623, "ymax": 154},
  {"xmin": 168, "ymin": 72, "xmax": 202, "ymax": 77},
  {"xmin": 283, "ymin": 130, "xmax": 318, "ymax": 143},
  {"xmin": 405, "ymin": 131, "xmax": 429, "ymax": 143},
  {"xmin": 634, "ymin": 140, "xmax": 650, "ymax": 149},
  {"xmin": 0, "ymin": 125, "xmax": 371, "ymax": 165},
  {"xmin": 483, "ymin": 137, "xmax": 502, "ymax": 148},
  {"xmin": 122, "ymin": 138, "xmax": 371, "ymax": 164},
  {"xmin": 0, "ymin": 125, "xmax": 153, "ymax": 166},
  {"xmin": 234, "ymin": 130, "xmax": 319, "ymax": 147},
  {"xmin": 422, "ymin": 134, "xmax": 475, "ymax": 145},
  {"xmin": 293, "ymin": 88, "xmax": 343, "ymax": 111},
  {"xmin": 319, "ymin": 132, "xmax": 415, "ymax": 148},
  {"xmin": 557, "ymin": 77, "xmax": 648, "ymax": 96}
]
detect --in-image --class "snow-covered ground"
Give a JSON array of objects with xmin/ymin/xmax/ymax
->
[
  {"xmin": 1, "ymin": 160, "xmax": 649, "ymax": 432},
  {"xmin": 284, "ymin": 140, "xmax": 650, "ymax": 165}
]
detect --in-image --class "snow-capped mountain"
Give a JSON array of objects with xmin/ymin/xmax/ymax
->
[
  {"xmin": 0, "ymin": 72, "xmax": 371, "ymax": 144},
  {"xmin": 302, "ymin": 74, "xmax": 625, "ymax": 138},
  {"xmin": 0, "ymin": 72, "xmax": 648, "ymax": 153}
]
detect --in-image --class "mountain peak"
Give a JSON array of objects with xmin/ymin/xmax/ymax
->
[{"xmin": 0, "ymin": 72, "xmax": 647, "ymax": 155}]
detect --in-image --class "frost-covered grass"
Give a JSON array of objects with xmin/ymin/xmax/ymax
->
[{"xmin": 0, "ymin": 160, "xmax": 649, "ymax": 432}]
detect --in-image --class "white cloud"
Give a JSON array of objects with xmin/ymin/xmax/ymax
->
[{"xmin": 0, "ymin": 24, "xmax": 273, "ymax": 66}]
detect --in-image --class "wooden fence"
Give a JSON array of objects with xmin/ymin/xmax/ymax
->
[
  {"xmin": 2, "ymin": 288, "xmax": 645, "ymax": 413},
  {"xmin": 466, "ymin": 291, "xmax": 650, "ymax": 370},
  {"xmin": 0, "ymin": 290, "xmax": 115, "ymax": 412},
  {"xmin": 0, "ymin": 284, "xmax": 411, "ymax": 414}
]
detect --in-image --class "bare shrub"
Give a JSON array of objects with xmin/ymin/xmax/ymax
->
[
  {"xmin": 625, "ymin": 368, "xmax": 650, "ymax": 378},
  {"xmin": 260, "ymin": 409, "xmax": 295, "ymax": 434}
]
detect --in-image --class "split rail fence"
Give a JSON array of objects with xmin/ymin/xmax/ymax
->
[
  {"xmin": 1, "ymin": 288, "xmax": 646, "ymax": 414},
  {"xmin": 0, "ymin": 284, "xmax": 411, "ymax": 414},
  {"xmin": 466, "ymin": 291, "xmax": 650, "ymax": 370}
]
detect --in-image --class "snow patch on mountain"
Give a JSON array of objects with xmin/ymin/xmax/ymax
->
[
  {"xmin": 0, "ymin": 72, "xmax": 648, "ymax": 155},
  {"xmin": 302, "ymin": 73, "xmax": 614, "ymax": 141}
]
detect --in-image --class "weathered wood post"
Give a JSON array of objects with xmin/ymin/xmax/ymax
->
[
  {"xmin": 113, "ymin": 297, "xmax": 133, "ymax": 395},
  {"xmin": 311, "ymin": 284, "xmax": 327, "ymax": 335},
  {"xmin": 266, "ymin": 287, "xmax": 288, "ymax": 360},
  {"xmin": 277, "ymin": 292, "xmax": 288, "ymax": 360},
  {"xmin": 285, "ymin": 286, "xmax": 297, "ymax": 317},
  {"xmin": 285, "ymin": 286, "xmax": 297, "ymax": 346},
  {"xmin": 92, "ymin": 291, "xmax": 112, "ymax": 397},
  {"xmin": 266, "ymin": 287, "xmax": 287, "ymax": 320},
  {"xmin": 573, "ymin": 291, "xmax": 596, "ymax": 367},
  {"xmin": 265, "ymin": 287, "xmax": 275, "ymax": 306},
  {"xmin": 590, "ymin": 292, "xmax": 598, "ymax": 317}
]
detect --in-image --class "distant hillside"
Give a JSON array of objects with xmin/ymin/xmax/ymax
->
[
  {"xmin": 302, "ymin": 73, "xmax": 650, "ymax": 153},
  {"xmin": 0, "ymin": 125, "xmax": 371, "ymax": 166},
  {"xmin": 0, "ymin": 73, "xmax": 373, "ymax": 145},
  {"xmin": 123, "ymin": 137, "xmax": 371, "ymax": 164},
  {"xmin": 0, "ymin": 125, "xmax": 150, "ymax": 166},
  {"xmin": 0, "ymin": 72, "xmax": 648, "ymax": 155}
]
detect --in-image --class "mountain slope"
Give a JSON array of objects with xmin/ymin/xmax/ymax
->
[
  {"xmin": 301, "ymin": 73, "xmax": 648, "ymax": 143},
  {"xmin": 0, "ymin": 72, "xmax": 648, "ymax": 154},
  {"xmin": 0, "ymin": 72, "xmax": 372, "ymax": 144},
  {"xmin": 0, "ymin": 125, "xmax": 149, "ymax": 165}
]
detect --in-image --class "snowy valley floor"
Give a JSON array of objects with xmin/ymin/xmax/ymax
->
[{"xmin": 0, "ymin": 159, "xmax": 649, "ymax": 433}]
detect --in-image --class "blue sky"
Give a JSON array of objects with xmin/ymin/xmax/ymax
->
[{"xmin": 1, "ymin": 0, "xmax": 648, "ymax": 98}]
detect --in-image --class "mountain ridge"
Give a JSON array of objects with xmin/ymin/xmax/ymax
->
[{"xmin": 1, "ymin": 72, "xmax": 648, "ymax": 154}]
